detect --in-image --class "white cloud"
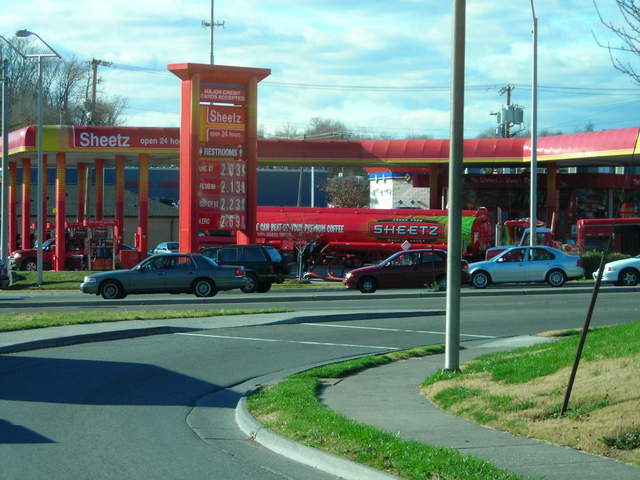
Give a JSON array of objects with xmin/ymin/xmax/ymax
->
[{"xmin": 0, "ymin": 0, "xmax": 637, "ymax": 137}]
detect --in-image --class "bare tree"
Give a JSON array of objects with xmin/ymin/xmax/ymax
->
[
  {"xmin": 50, "ymin": 57, "xmax": 89, "ymax": 125},
  {"xmin": 593, "ymin": 0, "xmax": 640, "ymax": 84},
  {"xmin": 324, "ymin": 175, "xmax": 369, "ymax": 208},
  {"xmin": 272, "ymin": 122, "xmax": 300, "ymax": 139},
  {"xmin": 0, "ymin": 36, "xmax": 127, "ymax": 129},
  {"xmin": 304, "ymin": 117, "xmax": 351, "ymax": 139}
]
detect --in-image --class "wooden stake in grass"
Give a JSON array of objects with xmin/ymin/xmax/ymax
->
[{"xmin": 561, "ymin": 236, "xmax": 610, "ymax": 416}]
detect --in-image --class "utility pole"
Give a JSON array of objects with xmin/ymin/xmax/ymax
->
[
  {"xmin": 202, "ymin": 0, "xmax": 225, "ymax": 65},
  {"xmin": 499, "ymin": 84, "xmax": 514, "ymax": 137},
  {"xmin": 490, "ymin": 84, "xmax": 523, "ymax": 139},
  {"xmin": 89, "ymin": 59, "xmax": 112, "ymax": 125}
]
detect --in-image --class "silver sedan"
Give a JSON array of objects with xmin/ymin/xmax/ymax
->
[
  {"xmin": 80, "ymin": 253, "xmax": 247, "ymax": 299},
  {"xmin": 468, "ymin": 246, "xmax": 584, "ymax": 288}
]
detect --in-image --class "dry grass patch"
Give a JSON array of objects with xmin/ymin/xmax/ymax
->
[{"xmin": 423, "ymin": 353, "xmax": 640, "ymax": 465}]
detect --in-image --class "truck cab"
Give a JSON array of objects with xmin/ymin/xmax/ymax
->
[{"xmin": 485, "ymin": 226, "xmax": 557, "ymax": 260}]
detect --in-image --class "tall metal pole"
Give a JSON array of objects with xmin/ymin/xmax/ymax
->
[
  {"xmin": 36, "ymin": 56, "xmax": 44, "ymax": 285},
  {"xmin": 1, "ymin": 59, "xmax": 8, "ymax": 266},
  {"xmin": 529, "ymin": 0, "xmax": 538, "ymax": 246},
  {"xmin": 15, "ymin": 30, "xmax": 62, "ymax": 283},
  {"xmin": 0, "ymin": 36, "xmax": 26, "ymax": 268},
  {"xmin": 311, "ymin": 166, "xmax": 315, "ymax": 207},
  {"xmin": 445, "ymin": 0, "xmax": 466, "ymax": 371},
  {"xmin": 210, "ymin": 0, "xmax": 214, "ymax": 64}
]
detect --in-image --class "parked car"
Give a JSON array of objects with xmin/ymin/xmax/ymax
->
[
  {"xmin": 468, "ymin": 246, "xmax": 583, "ymax": 289},
  {"xmin": 592, "ymin": 255, "xmax": 640, "ymax": 286},
  {"xmin": 343, "ymin": 249, "xmax": 470, "ymax": 293},
  {"xmin": 8, "ymin": 239, "xmax": 84, "ymax": 271},
  {"xmin": 200, "ymin": 244, "xmax": 288, "ymax": 293},
  {"xmin": 80, "ymin": 253, "xmax": 246, "ymax": 299},
  {"xmin": 152, "ymin": 242, "xmax": 179, "ymax": 255},
  {"xmin": 0, "ymin": 260, "xmax": 9, "ymax": 289}
]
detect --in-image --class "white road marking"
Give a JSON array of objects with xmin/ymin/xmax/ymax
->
[
  {"xmin": 300, "ymin": 323, "xmax": 497, "ymax": 339},
  {"xmin": 175, "ymin": 332, "xmax": 399, "ymax": 350}
]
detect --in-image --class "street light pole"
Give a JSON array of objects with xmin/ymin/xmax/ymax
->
[
  {"xmin": 0, "ymin": 35, "xmax": 26, "ymax": 269},
  {"xmin": 529, "ymin": 1, "xmax": 538, "ymax": 246},
  {"xmin": 1, "ymin": 58, "xmax": 8, "ymax": 268},
  {"xmin": 15, "ymin": 29, "xmax": 61, "ymax": 285},
  {"xmin": 445, "ymin": 0, "xmax": 466, "ymax": 372}
]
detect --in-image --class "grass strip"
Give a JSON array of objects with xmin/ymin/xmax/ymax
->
[
  {"xmin": 0, "ymin": 308, "xmax": 291, "ymax": 332},
  {"xmin": 248, "ymin": 345, "xmax": 528, "ymax": 480},
  {"xmin": 422, "ymin": 321, "xmax": 640, "ymax": 466},
  {"xmin": 424, "ymin": 321, "xmax": 640, "ymax": 385},
  {"xmin": 4, "ymin": 271, "xmax": 343, "ymax": 291}
]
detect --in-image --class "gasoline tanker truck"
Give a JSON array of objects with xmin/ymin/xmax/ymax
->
[{"xmin": 202, "ymin": 206, "xmax": 494, "ymax": 271}]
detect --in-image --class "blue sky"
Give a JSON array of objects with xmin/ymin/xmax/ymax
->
[{"xmin": 1, "ymin": 0, "xmax": 639, "ymax": 138}]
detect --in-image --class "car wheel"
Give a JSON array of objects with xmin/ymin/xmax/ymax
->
[
  {"xmin": 436, "ymin": 276, "xmax": 447, "ymax": 291},
  {"xmin": 22, "ymin": 259, "xmax": 37, "ymax": 271},
  {"xmin": 256, "ymin": 281, "xmax": 272, "ymax": 293},
  {"xmin": 241, "ymin": 274, "xmax": 258, "ymax": 293},
  {"xmin": 101, "ymin": 280, "xmax": 123, "ymax": 300},
  {"xmin": 471, "ymin": 271, "xmax": 490, "ymax": 289},
  {"xmin": 618, "ymin": 268, "xmax": 639, "ymax": 286},
  {"xmin": 358, "ymin": 276, "xmax": 377, "ymax": 293},
  {"xmin": 193, "ymin": 278, "xmax": 217, "ymax": 297},
  {"xmin": 546, "ymin": 269, "xmax": 566, "ymax": 287}
]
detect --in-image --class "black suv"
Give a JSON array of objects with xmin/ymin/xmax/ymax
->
[{"xmin": 200, "ymin": 244, "xmax": 288, "ymax": 293}]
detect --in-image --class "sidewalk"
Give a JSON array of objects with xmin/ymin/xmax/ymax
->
[{"xmin": 318, "ymin": 336, "xmax": 640, "ymax": 480}]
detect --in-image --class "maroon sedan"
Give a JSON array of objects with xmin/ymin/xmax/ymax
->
[{"xmin": 343, "ymin": 249, "xmax": 470, "ymax": 293}]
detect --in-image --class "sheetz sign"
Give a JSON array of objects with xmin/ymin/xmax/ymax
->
[{"xmin": 197, "ymin": 83, "xmax": 248, "ymax": 231}]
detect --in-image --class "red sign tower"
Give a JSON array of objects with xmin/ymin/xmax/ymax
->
[{"xmin": 168, "ymin": 63, "xmax": 270, "ymax": 252}]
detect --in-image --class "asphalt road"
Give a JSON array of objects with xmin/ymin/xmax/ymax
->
[
  {"xmin": 1, "ymin": 286, "xmax": 639, "ymax": 479},
  {"xmin": 1, "ymin": 286, "xmax": 638, "ymax": 336}
]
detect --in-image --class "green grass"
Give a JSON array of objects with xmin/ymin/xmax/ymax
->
[
  {"xmin": 544, "ymin": 398, "xmax": 614, "ymax": 420},
  {"xmin": 433, "ymin": 385, "xmax": 481, "ymax": 409},
  {"xmin": 0, "ymin": 308, "xmax": 292, "ymax": 332},
  {"xmin": 3, "ymin": 271, "xmax": 343, "ymax": 291},
  {"xmin": 248, "ymin": 345, "xmax": 528, "ymax": 480},
  {"xmin": 603, "ymin": 429, "xmax": 640, "ymax": 450},
  {"xmin": 439, "ymin": 321, "xmax": 640, "ymax": 385},
  {"xmin": 294, "ymin": 345, "xmax": 445, "ymax": 379},
  {"xmin": 6, "ymin": 271, "xmax": 91, "ymax": 290}
]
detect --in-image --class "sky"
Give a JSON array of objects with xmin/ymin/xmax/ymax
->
[{"xmin": 1, "ymin": 0, "xmax": 639, "ymax": 139}]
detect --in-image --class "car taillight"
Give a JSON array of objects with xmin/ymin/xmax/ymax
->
[
  {"xmin": 576, "ymin": 258, "xmax": 583, "ymax": 267},
  {"xmin": 461, "ymin": 261, "xmax": 469, "ymax": 271},
  {"xmin": 234, "ymin": 268, "xmax": 244, "ymax": 276}
]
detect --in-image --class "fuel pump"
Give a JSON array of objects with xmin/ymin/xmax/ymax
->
[{"xmin": 83, "ymin": 220, "xmax": 117, "ymax": 271}]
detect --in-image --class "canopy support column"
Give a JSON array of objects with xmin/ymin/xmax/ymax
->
[{"xmin": 54, "ymin": 152, "xmax": 66, "ymax": 271}]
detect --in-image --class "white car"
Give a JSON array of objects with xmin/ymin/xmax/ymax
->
[{"xmin": 592, "ymin": 255, "xmax": 640, "ymax": 286}]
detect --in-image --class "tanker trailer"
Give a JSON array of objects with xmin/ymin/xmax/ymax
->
[{"xmin": 254, "ymin": 206, "xmax": 493, "ymax": 269}]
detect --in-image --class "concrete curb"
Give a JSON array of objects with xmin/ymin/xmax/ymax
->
[
  {"xmin": 235, "ymin": 397, "xmax": 401, "ymax": 480},
  {"xmin": 0, "ymin": 326, "xmax": 189, "ymax": 354}
]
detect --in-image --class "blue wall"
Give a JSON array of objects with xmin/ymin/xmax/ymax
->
[{"xmin": 16, "ymin": 167, "xmax": 328, "ymax": 208}]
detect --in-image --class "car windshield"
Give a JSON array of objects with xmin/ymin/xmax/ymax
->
[
  {"xmin": 381, "ymin": 251, "xmax": 404, "ymax": 265},
  {"xmin": 198, "ymin": 255, "xmax": 218, "ymax": 267},
  {"xmin": 34, "ymin": 239, "xmax": 55, "ymax": 249},
  {"xmin": 264, "ymin": 247, "xmax": 282, "ymax": 262},
  {"xmin": 166, "ymin": 242, "xmax": 179, "ymax": 251}
]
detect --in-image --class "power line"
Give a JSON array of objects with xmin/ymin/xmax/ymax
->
[{"xmin": 88, "ymin": 60, "xmax": 640, "ymax": 96}]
